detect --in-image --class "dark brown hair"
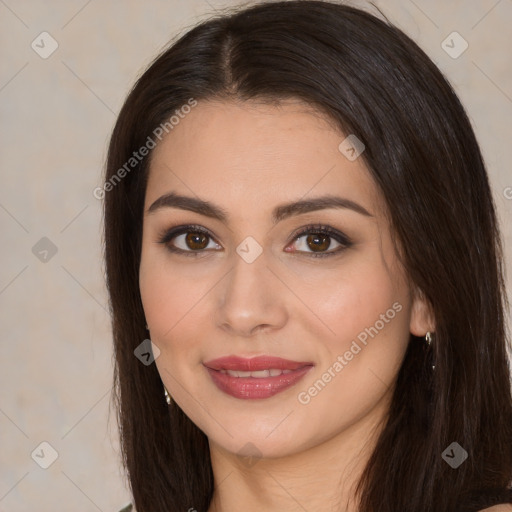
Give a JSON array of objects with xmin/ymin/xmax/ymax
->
[{"xmin": 103, "ymin": 1, "xmax": 512, "ymax": 511}]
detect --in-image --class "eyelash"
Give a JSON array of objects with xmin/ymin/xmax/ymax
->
[{"xmin": 157, "ymin": 223, "xmax": 353, "ymax": 258}]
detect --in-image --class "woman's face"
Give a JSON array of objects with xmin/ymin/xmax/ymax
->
[{"xmin": 139, "ymin": 99, "xmax": 431, "ymax": 459}]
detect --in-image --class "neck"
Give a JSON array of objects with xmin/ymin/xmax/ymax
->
[{"xmin": 207, "ymin": 398, "xmax": 389, "ymax": 512}]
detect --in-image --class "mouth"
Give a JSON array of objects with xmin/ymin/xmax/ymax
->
[{"xmin": 203, "ymin": 355, "xmax": 314, "ymax": 399}]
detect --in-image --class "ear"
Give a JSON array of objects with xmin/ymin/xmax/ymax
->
[{"xmin": 409, "ymin": 287, "xmax": 436, "ymax": 336}]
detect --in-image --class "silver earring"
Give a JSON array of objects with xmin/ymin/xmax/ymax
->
[
  {"xmin": 164, "ymin": 386, "xmax": 171, "ymax": 405},
  {"xmin": 425, "ymin": 332, "xmax": 435, "ymax": 370}
]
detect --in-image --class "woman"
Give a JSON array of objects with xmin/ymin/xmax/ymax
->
[{"xmin": 103, "ymin": 1, "xmax": 512, "ymax": 511}]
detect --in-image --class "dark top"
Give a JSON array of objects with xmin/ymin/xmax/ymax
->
[{"xmin": 118, "ymin": 489, "xmax": 512, "ymax": 512}]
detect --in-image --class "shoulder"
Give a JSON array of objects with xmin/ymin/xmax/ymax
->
[
  {"xmin": 478, "ymin": 506, "xmax": 512, "ymax": 512},
  {"xmin": 118, "ymin": 504, "xmax": 133, "ymax": 512}
]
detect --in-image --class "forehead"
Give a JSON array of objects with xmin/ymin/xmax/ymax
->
[{"xmin": 145, "ymin": 99, "xmax": 384, "ymax": 217}]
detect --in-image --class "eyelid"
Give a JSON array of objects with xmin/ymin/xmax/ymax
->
[
  {"xmin": 289, "ymin": 224, "xmax": 351, "ymax": 245},
  {"xmin": 157, "ymin": 224, "xmax": 221, "ymax": 257},
  {"xmin": 286, "ymin": 224, "xmax": 353, "ymax": 257},
  {"xmin": 158, "ymin": 224, "xmax": 216, "ymax": 244},
  {"xmin": 157, "ymin": 223, "xmax": 353, "ymax": 257}
]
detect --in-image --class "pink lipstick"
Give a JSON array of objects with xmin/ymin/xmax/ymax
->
[{"xmin": 203, "ymin": 355, "xmax": 314, "ymax": 399}]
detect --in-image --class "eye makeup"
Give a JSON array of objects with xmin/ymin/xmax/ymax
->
[{"xmin": 157, "ymin": 222, "xmax": 353, "ymax": 259}]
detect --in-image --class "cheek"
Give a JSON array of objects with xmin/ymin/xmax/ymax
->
[
  {"xmin": 139, "ymin": 250, "xmax": 220, "ymax": 399},
  {"xmin": 140, "ymin": 260, "xmax": 177, "ymax": 335},
  {"xmin": 139, "ymin": 255, "xmax": 209, "ymax": 409},
  {"xmin": 286, "ymin": 270, "xmax": 410, "ymax": 449},
  {"xmin": 302, "ymin": 257, "xmax": 408, "ymax": 347},
  {"xmin": 296, "ymin": 256, "xmax": 412, "ymax": 401},
  {"xmin": 140, "ymin": 250, "xmax": 210, "ymax": 338}
]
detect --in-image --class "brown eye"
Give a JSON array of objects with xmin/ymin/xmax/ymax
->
[
  {"xmin": 287, "ymin": 225, "xmax": 352, "ymax": 258},
  {"xmin": 159, "ymin": 226, "xmax": 222, "ymax": 255},
  {"xmin": 185, "ymin": 232, "xmax": 209, "ymax": 250},
  {"xmin": 306, "ymin": 233, "xmax": 331, "ymax": 252}
]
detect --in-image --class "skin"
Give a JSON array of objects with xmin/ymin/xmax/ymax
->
[{"xmin": 139, "ymin": 99, "xmax": 436, "ymax": 511}]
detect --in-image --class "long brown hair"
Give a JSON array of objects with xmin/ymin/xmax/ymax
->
[{"xmin": 103, "ymin": 2, "xmax": 512, "ymax": 511}]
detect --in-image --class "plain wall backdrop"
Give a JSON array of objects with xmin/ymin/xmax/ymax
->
[{"xmin": 1, "ymin": 0, "xmax": 511, "ymax": 510}]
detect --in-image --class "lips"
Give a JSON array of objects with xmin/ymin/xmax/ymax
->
[
  {"xmin": 204, "ymin": 355, "xmax": 312, "ymax": 371},
  {"xmin": 203, "ymin": 355, "xmax": 314, "ymax": 399}
]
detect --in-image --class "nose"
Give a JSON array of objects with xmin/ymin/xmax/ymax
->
[{"xmin": 214, "ymin": 249, "xmax": 288, "ymax": 337}]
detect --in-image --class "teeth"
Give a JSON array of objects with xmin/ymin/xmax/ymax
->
[{"xmin": 219, "ymin": 369, "xmax": 294, "ymax": 377}]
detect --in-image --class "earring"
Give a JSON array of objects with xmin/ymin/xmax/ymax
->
[
  {"xmin": 425, "ymin": 331, "xmax": 435, "ymax": 371},
  {"xmin": 164, "ymin": 385, "xmax": 171, "ymax": 405},
  {"xmin": 145, "ymin": 324, "xmax": 149, "ymax": 330}
]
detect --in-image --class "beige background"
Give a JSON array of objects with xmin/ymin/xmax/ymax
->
[{"xmin": 0, "ymin": 1, "xmax": 511, "ymax": 510}]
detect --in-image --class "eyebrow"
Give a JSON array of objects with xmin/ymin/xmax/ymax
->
[{"xmin": 147, "ymin": 191, "xmax": 373, "ymax": 223}]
